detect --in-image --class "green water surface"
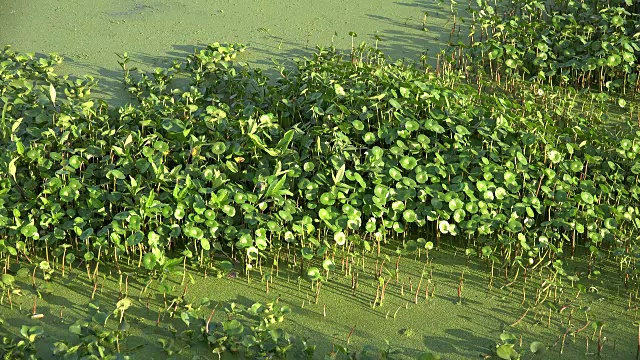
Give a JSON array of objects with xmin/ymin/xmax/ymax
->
[
  {"xmin": 0, "ymin": 0, "xmax": 452, "ymax": 105},
  {"xmin": 0, "ymin": 245, "xmax": 636, "ymax": 359}
]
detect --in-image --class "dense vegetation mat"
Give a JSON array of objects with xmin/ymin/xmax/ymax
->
[{"xmin": 1, "ymin": 0, "xmax": 640, "ymax": 358}]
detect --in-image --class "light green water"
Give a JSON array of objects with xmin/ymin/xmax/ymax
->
[
  {"xmin": 1, "ymin": 245, "xmax": 636, "ymax": 359},
  {"xmin": 0, "ymin": 0, "xmax": 453, "ymax": 105}
]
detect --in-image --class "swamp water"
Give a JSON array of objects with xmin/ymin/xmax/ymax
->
[
  {"xmin": 0, "ymin": 245, "xmax": 636, "ymax": 359},
  {"xmin": 0, "ymin": 0, "xmax": 452, "ymax": 106}
]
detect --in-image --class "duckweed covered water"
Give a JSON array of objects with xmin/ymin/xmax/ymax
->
[
  {"xmin": 0, "ymin": 245, "xmax": 635, "ymax": 359},
  {"xmin": 0, "ymin": 0, "xmax": 452, "ymax": 105}
]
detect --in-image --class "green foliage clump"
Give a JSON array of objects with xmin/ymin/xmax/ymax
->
[
  {"xmin": 468, "ymin": 0, "xmax": 640, "ymax": 92},
  {"xmin": 0, "ymin": 36, "xmax": 639, "ymax": 281}
]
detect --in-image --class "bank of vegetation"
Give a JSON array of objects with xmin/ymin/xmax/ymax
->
[{"xmin": 1, "ymin": 0, "xmax": 639, "ymax": 358}]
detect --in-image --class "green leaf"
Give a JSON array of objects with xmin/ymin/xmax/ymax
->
[
  {"xmin": 180, "ymin": 312, "xmax": 190, "ymax": 327},
  {"xmin": 333, "ymin": 163, "xmax": 346, "ymax": 184},
  {"xmin": 352, "ymin": 120, "xmax": 365, "ymax": 131},
  {"xmin": 116, "ymin": 297, "xmax": 132, "ymax": 312},
  {"xmin": 223, "ymin": 319, "xmax": 244, "ymax": 336},
  {"xmin": 403, "ymin": 209, "xmax": 417, "ymax": 223},
  {"xmin": 500, "ymin": 332, "xmax": 517, "ymax": 343},
  {"xmin": 529, "ymin": 341, "xmax": 544, "ymax": 354},
  {"xmin": 547, "ymin": 150, "xmax": 562, "ymax": 164},
  {"xmin": 389, "ymin": 167, "xmax": 402, "ymax": 181},
  {"xmin": 322, "ymin": 259, "xmax": 335, "ymax": 271},
  {"xmin": 606, "ymin": 54, "xmax": 621, "ymax": 67},
  {"xmin": 276, "ymin": 129, "xmax": 295, "ymax": 150},
  {"xmin": 388, "ymin": 98, "xmax": 401, "ymax": 109},
  {"xmin": 301, "ymin": 247, "xmax": 314, "ymax": 260},
  {"xmin": 320, "ymin": 192, "xmax": 336, "ymax": 205},
  {"xmin": 69, "ymin": 321, "xmax": 85, "ymax": 335},
  {"xmin": 363, "ymin": 132, "xmax": 376, "ymax": 144},
  {"xmin": 504, "ymin": 171, "xmax": 516, "ymax": 184},
  {"xmin": 455, "ymin": 125, "xmax": 470, "ymax": 135},
  {"xmin": 438, "ymin": 220, "xmax": 450, "ymax": 234},
  {"xmin": 496, "ymin": 344, "xmax": 518, "ymax": 359},
  {"xmin": 1, "ymin": 273, "xmax": 15, "ymax": 285},
  {"xmin": 580, "ymin": 192, "xmax": 594, "ymax": 205},
  {"xmin": 353, "ymin": 172, "xmax": 366, "ymax": 188},
  {"xmin": 222, "ymin": 205, "xmax": 236, "ymax": 217},
  {"xmin": 49, "ymin": 83, "xmax": 56, "ymax": 104},
  {"xmin": 248, "ymin": 134, "xmax": 278, "ymax": 156},
  {"xmin": 453, "ymin": 209, "xmax": 466, "ymax": 223},
  {"xmin": 80, "ymin": 228, "xmax": 94, "ymax": 241},
  {"xmin": 265, "ymin": 174, "xmax": 287, "ymax": 198},
  {"xmin": 392, "ymin": 201, "xmax": 405, "ymax": 211},
  {"xmin": 21, "ymin": 224, "xmax": 38, "ymax": 238},
  {"xmin": 236, "ymin": 234, "xmax": 252, "ymax": 249},
  {"xmin": 8, "ymin": 158, "xmax": 17, "ymax": 181},
  {"xmin": 465, "ymin": 202, "xmax": 479, "ymax": 214},
  {"xmin": 93, "ymin": 312, "xmax": 110, "ymax": 326},
  {"xmin": 142, "ymin": 253, "xmax": 157, "ymax": 270},
  {"xmin": 619, "ymin": 98, "xmax": 627, "ymax": 108},
  {"xmin": 448, "ymin": 198, "xmax": 463, "ymax": 211},
  {"xmin": 212, "ymin": 141, "xmax": 227, "ymax": 155},
  {"xmin": 307, "ymin": 267, "xmax": 321, "ymax": 281},
  {"xmin": 174, "ymin": 206, "xmax": 186, "ymax": 220},
  {"xmin": 153, "ymin": 141, "xmax": 169, "ymax": 154},
  {"xmin": 569, "ymin": 160, "xmax": 583, "ymax": 172},
  {"xmin": 303, "ymin": 162, "xmax": 315, "ymax": 172},
  {"xmin": 604, "ymin": 218, "xmax": 617, "ymax": 230},
  {"xmin": 108, "ymin": 169, "xmax": 125, "ymax": 180},
  {"xmin": 405, "ymin": 120, "xmax": 420, "ymax": 131},
  {"xmin": 219, "ymin": 260, "xmax": 233, "ymax": 271},
  {"xmin": 400, "ymin": 156, "xmax": 417, "ymax": 170}
]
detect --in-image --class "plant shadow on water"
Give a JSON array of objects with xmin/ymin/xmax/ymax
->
[
  {"xmin": 196, "ymin": 247, "xmax": 529, "ymax": 358},
  {"xmin": 445, "ymin": 328, "xmax": 493, "ymax": 353},
  {"xmin": 422, "ymin": 334, "xmax": 461, "ymax": 354},
  {"xmin": 366, "ymin": 0, "xmax": 464, "ymax": 60},
  {"xmin": 48, "ymin": 0, "xmax": 458, "ymax": 107},
  {"xmin": 64, "ymin": 43, "xmax": 197, "ymax": 107}
]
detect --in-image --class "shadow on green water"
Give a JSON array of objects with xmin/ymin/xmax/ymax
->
[
  {"xmin": 0, "ymin": 242, "xmax": 637, "ymax": 359},
  {"xmin": 0, "ymin": 0, "xmax": 461, "ymax": 108}
]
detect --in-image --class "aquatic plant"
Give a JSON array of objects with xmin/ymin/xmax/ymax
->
[
  {"xmin": 464, "ymin": 0, "xmax": 640, "ymax": 93},
  {"xmin": 0, "ymin": 5, "xmax": 639, "ymax": 358},
  {"xmin": 1, "ymin": 35, "xmax": 640, "ymax": 301}
]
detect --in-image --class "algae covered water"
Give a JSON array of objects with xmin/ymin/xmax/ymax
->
[
  {"xmin": 0, "ymin": 0, "xmax": 451, "ymax": 104},
  {"xmin": 0, "ymin": 246, "xmax": 635, "ymax": 359}
]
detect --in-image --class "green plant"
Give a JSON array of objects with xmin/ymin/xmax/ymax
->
[
  {"xmin": 495, "ymin": 331, "xmax": 520, "ymax": 359},
  {"xmin": 0, "ymin": 11, "xmax": 639, "ymax": 360},
  {"xmin": 2, "ymin": 37, "xmax": 639, "ymax": 297},
  {"xmin": 0, "ymin": 324, "xmax": 43, "ymax": 359}
]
